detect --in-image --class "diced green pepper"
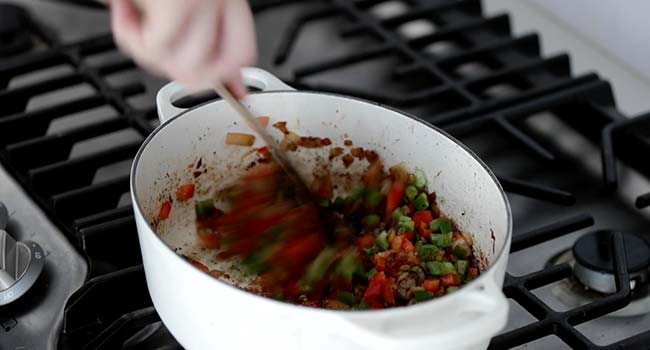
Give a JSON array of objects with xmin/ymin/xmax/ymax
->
[
  {"xmin": 404, "ymin": 185, "xmax": 418, "ymax": 202},
  {"xmin": 355, "ymin": 301, "xmax": 370, "ymax": 310},
  {"xmin": 454, "ymin": 245, "xmax": 469, "ymax": 259},
  {"xmin": 413, "ymin": 290, "xmax": 434, "ymax": 303},
  {"xmin": 363, "ymin": 246, "xmax": 379, "ymax": 256},
  {"xmin": 318, "ymin": 198, "xmax": 330, "ymax": 207},
  {"xmin": 429, "ymin": 218, "xmax": 453, "ymax": 234},
  {"xmin": 365, "ymin": 268, "xmax": 377, "ymax": 280},
  {"xmin": 413, "ymin": 193, "xmax": 429, "ymax": 211},
  {"xmin": 337, "ymin": 251, "xmax": 360, "ymax": 281},
  {"xmin": 425, "ymin": 261, "xmax": 456, "ymax": 276},
  {"xmin": 194, "ymin": 199, "xmax": 215, "ymax": 217},
  {"xmin": 413, "ymin": 169, "xmax": 427, "ymax": 189},
  {"xmin": 302, "ymin": 248, "xmax": 337, "ymax": 288},
  {"xmin": 242, "ymin": 245, "xmax": 273, "ymax": 275},
  {"xmin": 364, "ymin": 187, "xmax": 382, "ymax": 208},
  {"xmin": 397, "ymin": 216, "xmax": 415, "ymax": 232},
  {"xmin": 346, "ymin": 186, "xmax": 366, "ymax": 203},
  {"xmin": 333, "ymin": 197, "xmax": 346, "ymax": 209},
  {"xmin": 391, "ymin": 207, "xmax": 404, "ymax": 221},
  {"xmin": 416, "ymin": 242, "xmax": 439, "ymax": 261},
  {"xmin": 446, "ymin": 286, "xmax": 460, "ymax": 294},
  {"xmin": 430, "ymin": 232, "xmax": 453, "ymax": 248},
  {"xmin": 363, "ymin": 214, "xmax": 381, "ymax": 228},
  {"xmin": 375, "ymin": 231, "xmax": 389, "ymax": 251},
  {"xmin": 337, "ymin": 291, "xmax": 357, "ymax": 306},
  {"xmin": 275, "ymin": 292, "xmax": 285, "ymax": 301},
  {"xmin": 455, "ymin": 260, "xmax": 469, "ymax": 276}
]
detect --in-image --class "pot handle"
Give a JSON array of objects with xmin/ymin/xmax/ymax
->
[
  {"xmin": 156, "ymin": 67, "xmax": 295, "ymax": 124},
  {"xmin": 331, "ymin": 277, "xmax": 509, "ymax": 349}
]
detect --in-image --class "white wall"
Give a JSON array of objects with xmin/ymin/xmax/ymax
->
[{"xmin": 528, "ymin": 0, "xmax": 650, "ymax": 83}]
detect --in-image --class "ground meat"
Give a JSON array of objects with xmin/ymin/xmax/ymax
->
[
  {"xmin": 329, "ymin": 147, "xmax": 344, "ymax": 160},
  {"xmin": 396, "ymin": 265, "xmax": 426, "ymax": 300},
  {"xmin": 344, "ymin": 139, "xmax": 353, "ymax": 146},
  {"xmin": 364, "ymin": 150, "xmax": 378, "ymax": 162}
]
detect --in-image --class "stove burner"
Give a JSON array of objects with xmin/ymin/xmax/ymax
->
[
  {"xmin": 573, "ymin": 230, "xmax": 650, "ymax": 294},
  {"xmin": 0, "ymin": 4, "xmax": 33, "ymax": 56}
]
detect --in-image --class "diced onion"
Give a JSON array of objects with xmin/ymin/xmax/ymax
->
[{"xmin": 226, "ymin": 132, "xmax": 256, "ymax": 146}]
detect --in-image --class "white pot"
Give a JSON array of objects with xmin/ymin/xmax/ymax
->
[{"xmin": 130, "ymin": 68, "xmax": 513, "ymax": 350}]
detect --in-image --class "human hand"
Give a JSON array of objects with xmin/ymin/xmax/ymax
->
[{"xmin": 110, "ymin": 0, "xmax": 257, "ymax": 98}]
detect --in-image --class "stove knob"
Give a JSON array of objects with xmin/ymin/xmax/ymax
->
[{"xmin": 0, "ymin": 202, "xmax": 44, "ymax": 306}]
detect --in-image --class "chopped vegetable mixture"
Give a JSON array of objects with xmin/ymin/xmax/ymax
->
[{"xmin": 160, "ymin": 132, "xmax": 480, "ymax": 309}]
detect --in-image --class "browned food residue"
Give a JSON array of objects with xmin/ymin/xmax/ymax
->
[
  {"xmin": 329, "ymin": 147, "xmax": 344, "ymax": 160},
  {"xmin": 193, "ymin": 171, "xmax": 203, "ymax": 178},
  {"xmin": 299, "ymin": 136, "xmax": 332, "ymax": 148},
  {"xmin": 342, "ymin": 154, "xmax": 354, "ymax": 168},
  {"xmin": 344, "ymin": 139, "xmax": 353, "ymax": 147},
  {"xmin": 273, "ymin": 121, "xmax": 289, "ymax": 135}
]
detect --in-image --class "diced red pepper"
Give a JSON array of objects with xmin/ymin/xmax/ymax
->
[
  {"xmin": 364, "ymin": 271, "xmax": 386, "ymax": 303},
  {"xmin": 190, "ymin": 259, "xmax": 209, "ymax": 273},
  {"xmin": 383, "ymin": 277, "xmax": 396, "ymax": 305},
  {"xmin": 257, "ymin": 146, "xmax": 269, "ymax": 154},
  {"xmin": 175, "ymin": 183, "xmax": 195, "ymax": 201},
  {"xmin": 420, "ymin": 229, "xmax": 432, "ymax": 240},
  {"xmin": 413, "ymin": 210, "xmax": 433, "ymax": 235},
  {"xmin": 272, "ymin": 233, "xmax": 324, "ymax": 265},
  {"xmin": 401, "ymin": 238, "xmax": 415, "ymax": 253},
  {"xmin": 404, "ymin": 231, "xmax": 415, "ymax": 240},
  {"xmin": 385, "ymin": 181, "xmax": 405, "ymax": 220},
  {"xmin": 423, "ymin": 278, "xmax": 440, "ymax": 293},
  {"xmin": 468, "ymin": 267, "xmax": 479, "ymax": 279},
  {"xmin": 159, "ymin": 201, "xmax": 171, "ymax": 220},
  {"xmin": 441, "ymin": 273, "xmax": 462, "ymax": 287},
  {"xmin": 197, "ymin": 230, "xmax": 219, "ymax": 249},
  {"xmin": 358, "ymin": 234, "xmax": 375, "ymax": 249},
  {"xmin": 372, "ymin": 252, "xmax": 388, "ymax": 271},
  {"xmin": 452, "ymin": 232, "xmax": 464, "ymax": 242}
]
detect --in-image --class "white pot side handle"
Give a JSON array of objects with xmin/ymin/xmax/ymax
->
[
  {"xmin": 241, "ymin": 67, "xmax": 296, "ymax": 92},
  {"xmin": 156, "ymin": 68, "xmax": 295, "ymax": 124},
  {"xmin": 332, "ymin": 277, "xmax": 509, "ymax": 349}
]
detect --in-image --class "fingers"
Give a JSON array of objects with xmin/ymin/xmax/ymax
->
[
  {"xmin": 110, "ymin": 0, "xmax": 258, "ymax": 97},
  {"xmin": 213, "ymin": 0, "xmax": 258, "ymax": 98}
]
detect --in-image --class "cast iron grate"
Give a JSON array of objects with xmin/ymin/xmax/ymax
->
[{"xmin": 1, "ymin": 0, "xmax": 650, "ymax": 349}]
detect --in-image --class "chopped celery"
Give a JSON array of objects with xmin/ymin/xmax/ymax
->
[
  {"xmin": 416, "ymin": 242, "xmax": 439, "ymax": 261},
  {"xmin": 413, "ymin": 290, "xmax": 434, "ymax": 303},
  {"xmin": 429, "ymin": 218, "xmax": 453, "ymax": 234},
  {"xmin": 365, "ymin": 187, "xmax": 382, "ymax": 208},
  {"xmin": 413, "ymin": 169, "xmax": 427, "ymax": 189},
  {"xmin": 391, "ymin": 207, "xmax": 404, "ymax": 221},
  {"xmin": 337, "ymin": 291, "xmax": 357, "ymax": 306},
  {"xmin": 375, "ymin": 231, "xmax": 389, "ymax": 251},
  {"xmin": 425, "ymin": 261, "xmax": 456, "ymax": 276},
  {"xmin": 454, "ymin": 260, "xmax": 469, "ymax": 276},
  {"xmin": 446, "ymin": 286, "xmax": 460, "ymax": 294},
  {"xmin": 404, "ymin": 185, "xmax": 418, "ymax": 202},
  {"xmin": 430, "ymin": 232, "xmax": 453, "ymax": 248},
  {"xmin": 302, "ymin": 248, "xmax": 337, "ymax": 288},
  {"xmin": 397, "ymin": 216, "xmax": 415, "ymax": 232},
  {"xmin": 363, "ymin": 214, "xmax": 381, "ymax": 228},
  {"xmin": 413, "ymin": 193, "xmax": 429, "ymax": 210},
  {"xmin": 337, "ymin": 251, "xmax": 360, "ymax": 281}
]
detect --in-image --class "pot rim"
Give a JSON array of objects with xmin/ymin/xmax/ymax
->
[{"xmin": 130, "ymin": 89, "xmax": 513, "ymax": 316}]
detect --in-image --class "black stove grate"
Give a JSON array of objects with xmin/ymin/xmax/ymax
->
[{"xmin": 2, "ymin": 0, "xmax": 650, "ymax": 349}]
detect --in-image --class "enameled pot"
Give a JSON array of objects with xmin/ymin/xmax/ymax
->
[{"xmin": 130, "ymin": 67, "xmax": 512, "ymax": 350}]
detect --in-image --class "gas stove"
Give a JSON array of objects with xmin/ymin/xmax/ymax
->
[{"xmin": 2, "ymin": 0, "xmax": 650, "ymax": 349}]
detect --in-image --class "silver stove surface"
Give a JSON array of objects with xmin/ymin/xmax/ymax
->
[{"xmin": 2, "ymin": 1, "xmax": 650, "ymax": 349}]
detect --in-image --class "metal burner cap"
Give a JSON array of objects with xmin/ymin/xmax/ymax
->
[{"xmin": 573, "ymin": 231, "xmax": 650, "ymax": 294}]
